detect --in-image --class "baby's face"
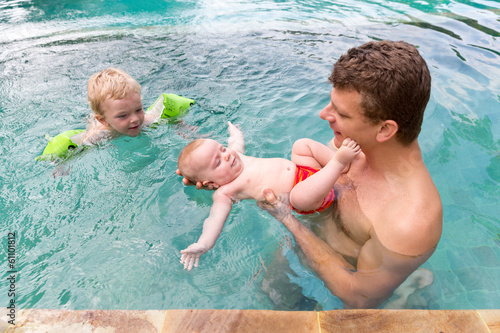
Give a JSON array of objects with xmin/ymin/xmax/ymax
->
[
  {"xmin": 193, "ymin": 139, "xmax": 243, "ymax": 186},
  {"xmin": 98, "ymin": 91, "xmax": 144, "ymax": 137}
]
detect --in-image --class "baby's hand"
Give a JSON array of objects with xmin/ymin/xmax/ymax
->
[
  {"xmin": 227, "ymin": 121, "xmax": 245, "ymax": 153},
  {"xmin": 227, "ymin": 121, "xmax": 242, "ymax": 136},
  {"xmin": 180, "ymin": 243, "xmax": 209, "ymax": 271}
]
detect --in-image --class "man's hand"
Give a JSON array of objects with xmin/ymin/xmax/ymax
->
[
  {"xmin": 176, "ymin": 169, "xmax": 219, "ymax": 190},
  {"xmin": 257, "ymin": 189, "xmax": 293, "ymax": 222},
  {"xmin": 180, "ymin": 243, "xmax": 209, "ymax": 271}
]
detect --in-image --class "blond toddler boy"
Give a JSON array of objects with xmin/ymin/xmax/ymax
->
[
  {"xmin": 177, "ymin": 122, "xmax": 361, "ymax": 270},
  {"xmin": 71, "ymin": 68, "xmax": 166, "ymax": 145}
]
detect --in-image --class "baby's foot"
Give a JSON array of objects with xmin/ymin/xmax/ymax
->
[{"xmin": 335, "ymin": 138, "xmax": 361, "ymax": 165}]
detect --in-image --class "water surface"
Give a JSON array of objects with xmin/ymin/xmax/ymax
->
[{"xmin": 0, "ymin": 0, "xmax": 499, "ymax": 310}]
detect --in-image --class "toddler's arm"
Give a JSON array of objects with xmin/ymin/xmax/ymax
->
[
  {"xmin": 227, "ymin": 121, "xmax": 245, "ymax": 154},
  {"xmin": 143, "ymin": 112, "xmax": 159, "ymax": 126},
  {"xmin": 290, "ymin": 138, "xmax": 361, "ymax": 212},
  {"xmin": 180, "ymin": 190, "xmax": 233, "ymax": 271},
  {"xmin": 74, "ymin": 116, "xmax": 112, "ymax": 145}
]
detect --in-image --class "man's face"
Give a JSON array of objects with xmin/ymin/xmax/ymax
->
[
  {"xmin": 192, "ymin": 139, "xmax": 243, "ymax": 186},
  {"xmin": 319, "ymin": 88, "xmax": 379, "ymax": 149},
  {"xmin": 97, "ymin": 91, "xmax": 145, "ymax": 137}
]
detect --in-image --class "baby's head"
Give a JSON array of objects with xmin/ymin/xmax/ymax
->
[
  {"xmin": 87, "ymin": 68, "xmax": 144, "ymax": 137},
  {"xmin": 178, "ymin": 139, "xmax": 243, "ymax": 188}
]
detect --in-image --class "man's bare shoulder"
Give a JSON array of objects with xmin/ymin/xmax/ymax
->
[{"xmin": 375, "ymin": 182, "xmax": 443, "ymax": 257}]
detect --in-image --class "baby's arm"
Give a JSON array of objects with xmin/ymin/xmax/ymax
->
[
  {"xmin": 180, "ymin": 190, "xmax": 233, "ymax": 271},
  {"xmin": 290, "ymin": 138, "xmax": 361, "ymax": 212},
  {"xmin": 227, "ymin": 121, "xmax": 245, "ymax": 154}
]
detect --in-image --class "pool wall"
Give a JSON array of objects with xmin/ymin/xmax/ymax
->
[{"xmin": 2, "ymin": 308, "xmax": 499, "ymax": 332}]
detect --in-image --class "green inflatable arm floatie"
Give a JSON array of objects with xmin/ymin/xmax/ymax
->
[
  {"xmin": 146, "ymin": 93, "xmax": 195, "ymax": 119},
  {"xmin": 36, "ymin": 129, "xmax": 85, "ymax": 161},
  {"xmin": 37, "ymin": 94, "xmax": 195, "ymax": 161}
]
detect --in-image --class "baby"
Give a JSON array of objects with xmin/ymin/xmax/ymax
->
[
  {"xmin": 177, "ymin": 122, "xmax": 361, "ymax": 270},
  {"xmin": 71, "ymin": 68, "xmax": 168, "ymax": 145}
]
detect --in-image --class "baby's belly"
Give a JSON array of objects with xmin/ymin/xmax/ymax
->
[
  {"xmin": 245, "ymin": 160, "xmax": 296, "ymax": 201},
  {"xmin": 253, "ymin": 176, "xmax": 295, "ymax": 201}
]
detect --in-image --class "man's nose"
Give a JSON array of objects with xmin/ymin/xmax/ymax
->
[
  {"xmin": 319, "ymin": 105, "xmax": 334, "ymax": 121},
  {"xmin": 319, "ymin": 108, "xmax": 325, "ymax": 119}
]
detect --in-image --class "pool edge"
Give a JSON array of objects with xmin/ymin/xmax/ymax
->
[{"xmin": 2, "ymin": 308, "xmax": 499, "ymax": 332}]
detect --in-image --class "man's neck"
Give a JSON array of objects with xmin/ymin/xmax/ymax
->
[{"xmin": 361, "ymin": 140, "xmax": 423, "ymax": 178}]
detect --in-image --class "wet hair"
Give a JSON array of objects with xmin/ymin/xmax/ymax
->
[
  {"xmin": 87, "ymin": 68, "xmax": 141, "ymax": 116},
  {"xmin": 177, "ymin": 139, "xmax": 207, "ymax": 183},
  {"xmin": 329, "ymin": 40, "xmax": 431, "ymax": 145}
]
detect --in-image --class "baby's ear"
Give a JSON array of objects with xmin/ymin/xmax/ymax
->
[{"xmin": 202, "ymin": 180, "xmax": 219, "ymax": 189}]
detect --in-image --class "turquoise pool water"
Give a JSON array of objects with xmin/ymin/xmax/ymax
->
[{"xmin": 0, "ymin": 0, "xmax": 499, "ymax": 310}]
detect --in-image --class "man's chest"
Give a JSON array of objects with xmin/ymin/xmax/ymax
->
[{"xmin": 330, "ymin": 172, "xmax": 389, "ymax": 246}]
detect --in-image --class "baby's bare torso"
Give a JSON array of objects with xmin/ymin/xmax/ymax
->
[{"xmin": 221, "ymin": 154, "xmax": 296, "ymax": 202}]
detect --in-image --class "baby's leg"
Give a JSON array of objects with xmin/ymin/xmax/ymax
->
[
  {"xmin": 290, "ymin": 138, "xmax": 360, "ymax": 212},
  {"xmin": 334, "ymin": 138, "xmax": 361, "ymax": 166},
  {"xmin": 291, "ymin": 138, "xmax": 335, "ymax": 169}
]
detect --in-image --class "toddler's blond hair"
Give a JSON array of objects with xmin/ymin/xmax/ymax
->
[{"xmin": 87, "ymin": 68, "xmax": 141, "ymax": 116}]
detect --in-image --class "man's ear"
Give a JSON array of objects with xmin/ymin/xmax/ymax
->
[
  {"xmin": 95, "ymin": 114, "xmax": 109, "ymax": 127},
  {"xmin": 376, "ymin": 120, "xmax": 398, "ymax": 143}
]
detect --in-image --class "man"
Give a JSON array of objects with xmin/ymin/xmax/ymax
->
[
  {"xmin": 258, "ymin": 40, "xmax": 442, "ymax": 308},
  {"xmin": 178, "ymin": 40, "xmax": 442, "ymax": 309}
]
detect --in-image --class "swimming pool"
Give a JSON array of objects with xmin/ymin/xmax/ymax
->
[{"xmin": 0, "ymin": 0, "xmax": 499, "ymax": 311}]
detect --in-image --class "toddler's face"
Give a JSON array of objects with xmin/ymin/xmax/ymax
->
[
  {"xmin": 98, "ymin": 91, "xmax": 144, "ymax": 136},
  {"xmin": 193, "ymin": 139, "xmax": 243, "ymax": 186}
]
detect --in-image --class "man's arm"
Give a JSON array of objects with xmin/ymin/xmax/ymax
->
[
  {"xmin": 180, "ymin": 190, "xmax": 233, "ymax": 270},
  {"xmin": 258, "ymin": 190, "xmax": 434, "ymax": 308}
]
